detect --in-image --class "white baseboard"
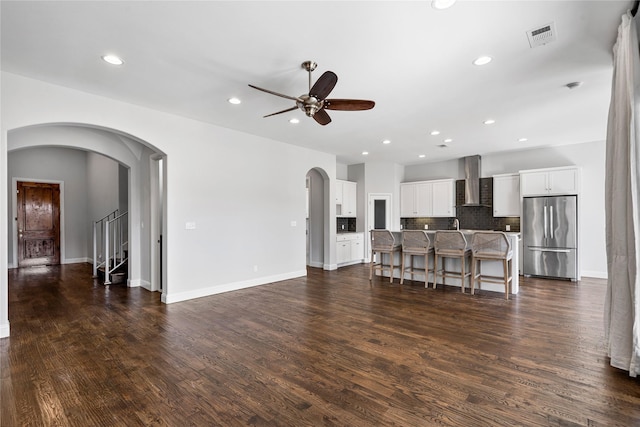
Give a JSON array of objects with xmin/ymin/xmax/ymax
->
[
  {"xmin": 63, "ymin": 257, "xmax": 91, "ymax": 264},
  {"xmin": 581, "ymin": 271, "xmax": 608, "ymax": 280},
  {"xmin": 324, "ymin": 263, "xmax": 338, "ymax": 271},
  {"xmin": 307, "ymin": 261, "xmax": 324, "ymax": 268},
  {"xmin": 128, "ymin": 279, "xmax": 151, "ymax": 290},
  {"xmin": 8, "ymin": 258, "xmax": 88, "ymax": 269},
  {"xmin": 161, "ymin": 270, "xmax": 308, "ymax": 304},
  {"xmin": 0, "ymin": 321, "xmax": 10, "ymax": 338}
]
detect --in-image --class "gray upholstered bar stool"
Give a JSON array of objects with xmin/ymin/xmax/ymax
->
[
  {"xmin": 470, "ymin": 231, "xmax": 513, "ymax": 299},
  {"xmin": 434, "ymin": 230, "xmax": 472, "ymax": 293},
  {"xmin": 400, "ymin": 230, "xmax": 434, "ymax": 287},
  {"xmin": 369, "ymin": 230, "xmax": 402, "ymax": 283}
]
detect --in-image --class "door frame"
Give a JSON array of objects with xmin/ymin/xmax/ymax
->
[
  {"xmin": 366, "ymin": 193, "xmax": 392, "ymax": 261},
  {"xmin": 149, "ymin": 155, "xmax": 166, "ymax": 292},
  {"xmin": 11, "ymin": 177, "xmax": 66, "ymax": 269}
]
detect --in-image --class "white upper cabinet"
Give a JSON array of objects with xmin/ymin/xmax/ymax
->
[
  {"xmin": 432, "ymin": 180, "xmax": 455, "ymax": 217},
  {"xmin": 520, "ymin": 167, "xmax": 580, "ymax": 196},
  {"xmin": 493, "ymin": 174, "xmax": 520, "ymax": 217},
  {"xmin": 401, "ymin": 179, "xmax": 455, "ymax": 218},
  {"xmin": 336, "ymin": 180, "xmax": 357, "ymax": 217}
]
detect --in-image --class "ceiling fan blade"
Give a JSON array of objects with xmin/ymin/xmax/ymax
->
[
  {"xmin": 309, "ymin": 71, "xmax": 338, "ymax": 100},
  {"xmin": 263, "ymin": 106, "xmax": 298, "ymax": 118},
  {"xmin": 248, "ymin": 84, "xmax": 302, "ymax": 102},
  {"xmin": 324, "ymin": 99, "xmax": 375, "ymax": 111},
  {"xmin": 313, "ymin": 109, "xmax": 332, "ymax": 126}
]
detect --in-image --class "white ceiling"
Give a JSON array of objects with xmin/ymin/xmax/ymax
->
[{"xmin": 1, "ymin": 1, "xmax": 631, "ymax": 165}]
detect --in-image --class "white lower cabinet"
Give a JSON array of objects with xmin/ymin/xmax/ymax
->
[{"xmin": 337, "ymin": 233, "xmax": 364, "ymax": 266}]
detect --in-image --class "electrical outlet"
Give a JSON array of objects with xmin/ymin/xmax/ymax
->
[
  {"xmin": 341, "ymin": 224, "xmax": 345, "ymax": 230},
  {"xmin": 424, "ymin": 224, "xmax": 429, "ymax": 230},
  {"xmin": 253, "ymin": 265, "xmax": 258, "ymax": 272},
  {"xmin": 506, "ymin": 225, "xmax": 511, "ymax": 231}
]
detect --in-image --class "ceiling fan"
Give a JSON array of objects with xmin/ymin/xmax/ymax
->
[{"xmin": 248, "ymin": 61, "xmax": 375, "ymax": 126}]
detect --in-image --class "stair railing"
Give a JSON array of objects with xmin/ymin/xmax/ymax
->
[
  {"xmin": 93, "ymin": 209, "xmax": 119, "ymax": 277},
  {"xmin": 103, "ymin": 211, "xmax": 129, "ymax": 285}
]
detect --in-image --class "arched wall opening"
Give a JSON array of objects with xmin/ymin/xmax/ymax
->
[
  {"xmin": 6, "ymin": 123, "xmax": 167, "ymax": 295},
  {"xmin": 306, "ymin": 167, "xmax": 330, "ymax": 268}
]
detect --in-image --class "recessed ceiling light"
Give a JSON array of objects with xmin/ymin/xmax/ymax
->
[
  {"xmin": 518, "ymin": 137, "xmax": 528, "ymax": 142},
  {"xmin": 473, "ymin": 56, "xmax": 492, "ymax": 66},
  {"xmin": 430, "ymin": 130, "xmax": 440, "ymax": 136},
  {"xmin": 438, "ymin": 144, "xmax": 448, "ymax": 148},
  {"xmin": 382, "ymin": 139, "xmax": 391, "ymax": 145},
  {"xmin": 444, "ymin": 138, "xmax": 453, "ymax": 143},
  {"xmin": 418, "ymin": 154, "xmax": 426, "ymax": 158},
  {"xmin": 483, "ymin": 119, "xmax": 496, "ymax": 125},
  {"xmin": 432, "ymin": 0, "xmax": 456, "ymax": 10},
  {"xmin": 102, "ymin": 54, "xmax": 124, "ymax": 65},
  {"xmin": 289, "ymin": 118, "xmax": 299, "ymax": 124},
  {"xmin": 566, "ymin": 81, "xmax": 583, "ymax": 90},
  {"xmin": 228, "ymin": 97, "xmax": 241, "ymax": 105},
  {"xmin": 362, "ymin": 151, "xmax": 369, "ymax": 156}
]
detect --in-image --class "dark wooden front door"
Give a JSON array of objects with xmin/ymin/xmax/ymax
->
[{"xmin": 17, "ymin": 181, "xmax": 61, "ymax": 267}]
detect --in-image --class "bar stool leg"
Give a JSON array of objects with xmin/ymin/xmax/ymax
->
[{"xmin": 503, "ymin": 258, "xmax": 509, "ymax": 300}]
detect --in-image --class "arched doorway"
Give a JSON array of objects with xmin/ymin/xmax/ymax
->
[
  {"xmin": 306, "ymin": 167, "xmax": 329, "ymax": 269},
  {"xmin": 6, "ymin": 123, "xmax": 166, "ymax": 293}
]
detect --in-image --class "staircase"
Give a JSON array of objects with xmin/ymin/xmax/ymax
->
[
  {"xmin": 93, "ymin": 209, "xmax": 129, "ymax": 285},
  {"xmin": 96, "ymin": 250, "xmax": 128, "ymax": 284}
]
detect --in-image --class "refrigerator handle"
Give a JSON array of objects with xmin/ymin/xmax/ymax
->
[
  {"xmin": 543, "ymin": 205, "xmax": 548, "ymax": 239},
  {"xmin": 550, "ymin": 205, "xmax": 554, "ymax": 239}
]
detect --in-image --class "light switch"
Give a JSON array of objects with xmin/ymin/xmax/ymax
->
[
  {"xmin": 185, "ymin": 222, "xmax": 196, "ymax": 230},
  {"xmin": 290, "ymin": 221, "xmax": 297, "ymax": 227}
]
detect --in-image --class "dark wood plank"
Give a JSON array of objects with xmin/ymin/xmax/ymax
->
[{"xmin": 1, "ymin": 263, "xmax": 639, "ymax": 426}]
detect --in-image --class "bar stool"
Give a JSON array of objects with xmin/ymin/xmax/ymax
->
[
  {"xmin": 470, "ymin": 231, "xmax": 513, "ymax": 299},
  {"xmin": 369, "ymin": 230, "xmax": 402, "ymax": 283},
  {"xmin": 434, "ymin": 231, "xmax": 471, "ymax": 293},
  {"xmin": 400, "ymin": 230, "xmax": 434, "ymax": 287}
]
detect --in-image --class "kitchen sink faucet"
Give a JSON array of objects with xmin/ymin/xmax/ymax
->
[{"xmin": 453, "ymin": 218, "xmax": 460, "ymax": 230}]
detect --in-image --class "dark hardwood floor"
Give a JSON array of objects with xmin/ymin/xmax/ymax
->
[{"xmin": 1, "ymin": 263, "xmax": 639, "ymax": 426}]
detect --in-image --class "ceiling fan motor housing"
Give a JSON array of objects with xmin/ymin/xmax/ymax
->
[{"xmin": 297, "ymin": 95, "xmax": 323, "ymax": 117}]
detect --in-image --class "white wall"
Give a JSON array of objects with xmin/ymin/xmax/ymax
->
[
  {"xmin": 403, "ymin": 141, "xmax": 607, "ymax": 278},
  {"xmin": 7, "ymin": 147, "xmax": 89, "ymax": 266},
  {"xmin": 1, "ymin": 72, "xmax": 338, "ymax": 337},
  {"xmin": 86, "ymin": 151, "xmax": 120, "ymax": 227}
]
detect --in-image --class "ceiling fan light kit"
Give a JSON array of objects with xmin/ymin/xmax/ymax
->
[{"xmin": 248, "ymin": 60, "xmax": 375, "ymax": 126}]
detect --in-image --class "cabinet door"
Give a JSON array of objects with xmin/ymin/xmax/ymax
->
[
  {"xmin": 415, "ymin": 183, "xmax": 433, "ymax": 216},
  {"xmin": 337, "ymin": 241, "xmax": 351, "ymax": 264},
  {"xmin": 520, "ymin": 171, "xmax": 549, "ymax": 196},
  {"xmin": 335, "ymin": 180, "xmax": 344, "ymax": 204},
  {"xmin": 400, "ymin": 183, "xmax": 416, "ymax": 217},
  {"xmin": 350, "ymin": 235, "xmax": 363, "ymax": 261},
  {"xmin": 432, "ymin": 180, "xmax": 454, "ymax": 217},
  {"xmin": 342, "ymin": 181, "xmax": 357, "ymax": 217},
  {"xmin": 493, "ymin": 175, "xmax": 520, "ymax": 217},
  {"xmin": 549, "ymin": 169, "xmax": 578, "ymax": 195}
]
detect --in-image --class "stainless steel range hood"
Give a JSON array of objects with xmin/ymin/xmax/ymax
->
[{"xmin": 462, "ymin": 155, "xmax": 481, "ymax": 206}]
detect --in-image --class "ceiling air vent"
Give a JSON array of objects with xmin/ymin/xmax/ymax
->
[{"xmin": 527, "ymin": 22, "xmax": 557, "ymax": 48}]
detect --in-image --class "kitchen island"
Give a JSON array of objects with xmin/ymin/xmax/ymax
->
[{"xmin": 377, "ymin": 230, "xmax": 520, "ymax": 295}]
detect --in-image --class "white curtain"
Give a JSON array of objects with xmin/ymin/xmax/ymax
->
[{"xmin": 605, "ymin": 11, "xmax": 640, "ymax": 377}]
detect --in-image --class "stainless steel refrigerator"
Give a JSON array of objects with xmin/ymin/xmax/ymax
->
[{"xmin": 522, "ymin": 195, "xmax": 578, "ymax": 280}]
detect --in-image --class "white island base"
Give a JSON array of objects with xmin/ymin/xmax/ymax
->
[{"xmin": 375, "ymin": 231, "xmax": 520, "ymax": 296}]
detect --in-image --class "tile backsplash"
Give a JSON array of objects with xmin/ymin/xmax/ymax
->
[
  {"xmin": 400, "ymin": 177, "xmax": 520, "ymax": 232},
  {"xmin": 337, "ymin": 217, "xmax": 357, "ymax": 233}
]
